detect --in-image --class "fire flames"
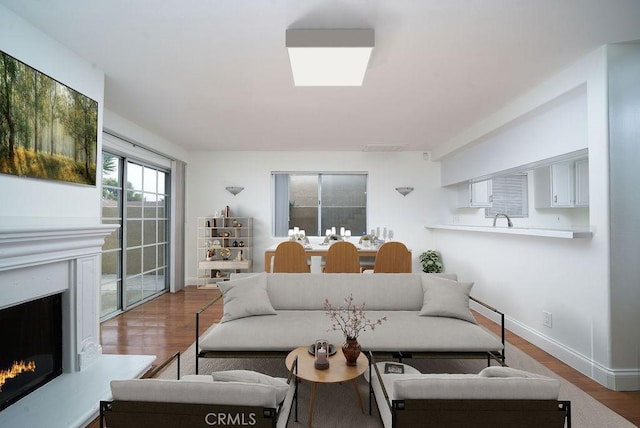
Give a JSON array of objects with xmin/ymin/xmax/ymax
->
[{"xmin": 0, "ymin": 360, "xmax": 37, "ymax": 392}]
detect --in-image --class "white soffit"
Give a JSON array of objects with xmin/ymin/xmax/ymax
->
[{"xmin": 286, "ymin": 29, "xmax": 374, "ymax": 86}]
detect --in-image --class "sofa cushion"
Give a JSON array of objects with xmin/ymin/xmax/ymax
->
[
  {"xmin": 110, "ymin": 378, "xmax": 281, "ymax": 407},
  {"xmin": 199, "ymin": 310, "xmax": 503, "ymax": 353},
  {"xmin": 180, "ymin": 374, "xmax": 214, "ymax": 382},
  {"xmin": 211, "ymin": 370, "xmax": 289, "ymax": 403},
  {"xmin": 419, "ymin": 275, "xmax": 476, "ymax": 324},
  {"xmin": 218, "ymin": 273, "xmax": 277, "ymax": 323},
  {"xmin": 265, "ymin": 273, "xmax": 425, "ymax": 311},
  {"xmin": 392, "ymin": 372, "xmax": 560, "ymax": 400}
]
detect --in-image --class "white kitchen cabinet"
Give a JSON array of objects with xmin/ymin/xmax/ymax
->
[
  {"xmin": 458, "ymin": 179, "xmax": 492, "ymax": 208},
  {"xmin": 574, "ymin": 157, "xmax": 590, "ymax": 206},
  {"xmin": 534, "ymin": 157, "xmax": 589, "ymax": 208}
]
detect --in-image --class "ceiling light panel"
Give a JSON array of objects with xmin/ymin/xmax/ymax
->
[{"xmin": 286, "ymin": 29, "xmax": 374, "ymax": 87}]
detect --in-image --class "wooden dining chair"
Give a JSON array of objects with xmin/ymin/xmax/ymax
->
[
  {"xmin": 323, "ymin": 241, "xmax": 361, "ymax": 273},
  {"xmin": 372, "ymin": 241, "xmax": 412, "ymax": 273},
  {"xmin": 272, "ymin": 241, "xmax": 311, "ymax": 273}
]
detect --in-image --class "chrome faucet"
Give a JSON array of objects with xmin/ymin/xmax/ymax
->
[{"xmin": 493, "ymin": 213, "xmax": 513, "ymax": 228}]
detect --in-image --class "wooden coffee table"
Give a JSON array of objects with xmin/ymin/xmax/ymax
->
[{"xmin": 285, "ymin": 346, "xmax": 368, "ymax": 426}]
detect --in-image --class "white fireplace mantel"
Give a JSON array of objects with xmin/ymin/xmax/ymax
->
[
  {"xmin": 0, "ymin": 224, "xmax": 119, "ymax": 272},
  {"xmin": 0, "ymin": 224, "xmax": 119, "ymax": 372},
  {"xmin": 0, "ymin": 224, "xmax": 154, "ymax": 428}
]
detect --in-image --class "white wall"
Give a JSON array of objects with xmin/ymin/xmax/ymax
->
[
  {"xmin": 185, "ymin": 151, "xmax": 441, "ymax": 278},
  {"xmin": 440, "ymin": 85, "xmax": 588, "ymax": 186},
  {"xmin": 430, "ymin": 46, "xmax": 639, "ymax": 391},
  {"xmin": 607, "ymin": 43, "xmax": 640, "ymax": 390},
  {"xmin": 103, "ymin": 109, "xmax": 189, "ymax": 163},
  {"xmin": 0, "ymin": 5, "xmax": 105, "ymax": 226}
]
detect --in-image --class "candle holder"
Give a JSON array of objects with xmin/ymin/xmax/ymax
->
[{"xmin": 314, "ymin": 339, "xmax": 330, "ymax": 370}]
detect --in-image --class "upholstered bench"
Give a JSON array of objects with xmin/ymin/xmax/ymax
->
[
  {"xmin": 100, "ymin": 370, "xmax": 295, "ymax": 428},
  {"xmin": 367, "ymin": 357, "xmax": 571, "ymax": 428}
]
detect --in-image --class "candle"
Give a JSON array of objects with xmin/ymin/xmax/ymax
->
[
  {"xmin": 317, "ymin": 345, "xmax": 327, "ymax": 364},
  {"xmin": 288, "ymin": 229, "xmax": 294, "ymax": 237},
  {"xmin": 340, "ymin": 227, "xmax": 345, "ymax": 236},
  {"xmin": 293, "ymin": 226, "xmax": 299, "ymax": 234},
  {"xmin": 331, "ymin": 227, "xmax": 336, "ymax": 235},
  {"xmin": 345, "ymin": 230, "xmax": 351, "ymax": 237},
  {"xmin": 325, "ymin": 229, "xmax": 332, "ymax": 237}
]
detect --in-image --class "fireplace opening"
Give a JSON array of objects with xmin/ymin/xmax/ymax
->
[{"xmin": 0, "ymin": 293, "xmax": 63, "ymax": 411}]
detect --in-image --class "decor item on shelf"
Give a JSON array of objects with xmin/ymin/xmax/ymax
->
[
  {"xmin": 395, "ymin": 186, "xmax": 414, "ymax": 196},
  {"xmin": 323, "ymin": 294, "xmax": 387, "ymax": 366},
  {"xmin": 219, "ymin": 247, "xmax": 232, "ymax": 260},
  {"xmin": 419, "ymin": 250, "xmax": 443, "ymax": 273},
  {"xmin": 225, "ymin": 186, "xmax": 244, "ymax": 196},
  {"xmin": 286, "ymin": 29, "xmax": 374, "ymax": 87}
]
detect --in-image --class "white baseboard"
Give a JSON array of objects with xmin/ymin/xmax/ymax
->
[{"xmin": 471, "ymin": 302, "xmax": 640, "ymax": 391}]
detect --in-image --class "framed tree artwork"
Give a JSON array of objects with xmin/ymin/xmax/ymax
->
[{"xmin": 0, "ymin": 50, "xmax": 98, "ymax": 186}]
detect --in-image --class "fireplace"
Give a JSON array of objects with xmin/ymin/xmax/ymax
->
[
  {"xmin": 0, "ymin": 293, "xmax": 63, "ymax": 411},
  {"xmin": 0, "ymin": 225, "xmax": 154, "ymax": 427}
]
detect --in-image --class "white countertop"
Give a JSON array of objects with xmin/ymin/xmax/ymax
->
[{"xmin": 426, "ymin": 224, "xmax": 593, "ymax": 239}]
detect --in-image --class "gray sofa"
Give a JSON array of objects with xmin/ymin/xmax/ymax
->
[
  {"xmin": 367, "ymin": 358, "xmax": 571, "ymax": 427},
  {"xmin": 195, "ymin": 272, "xmax": 505, "ymax": 373}
]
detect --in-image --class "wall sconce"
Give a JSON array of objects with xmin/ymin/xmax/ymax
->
[
  {"xmin": 395, "ymin": 187, "xmax": 414, "ymax": 196},
  {"xmin": 225, "ymin": 186, "xmax": 244, "ymax": 196}
]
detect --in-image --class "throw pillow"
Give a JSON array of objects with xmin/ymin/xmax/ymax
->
[
  {"xmin": 419, "ymin": 275, "xmax": 477, "ymax": 324},
  {"xmin": 218, "ymin": 273, "xmax": 276, "ymax": 323},
  {"xmin": 478, "ymin": 366, "xmax": 544, "ymax": 378},
  {"xmin": 211, "ymin": 370, "xmax": 290, "ymax": 403}
]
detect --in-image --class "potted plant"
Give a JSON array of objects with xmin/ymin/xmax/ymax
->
[{"xmin": 419, "ymin": 250, "xmax": 443, "ymax": 273}]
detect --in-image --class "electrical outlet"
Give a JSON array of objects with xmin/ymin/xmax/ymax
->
[{"xmin": 543, "ymin": 311, "xmax": 553, "ymax": 328}]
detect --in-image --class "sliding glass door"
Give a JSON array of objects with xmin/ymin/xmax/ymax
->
[{"xmin": 101, "ymin": 152, "xmax": 170, "ymax": 319}]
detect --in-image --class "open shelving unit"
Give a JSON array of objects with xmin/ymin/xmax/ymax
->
[{"xmin": 196, "ymin": 216, "xmax": 252, "ymax": 288}]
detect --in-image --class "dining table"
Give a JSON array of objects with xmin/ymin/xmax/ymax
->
[{"xmin": 264, "ymin": 240, "xmax": 380, "ymax": 273}]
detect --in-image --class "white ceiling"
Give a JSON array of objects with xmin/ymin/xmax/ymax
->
[{"xmin": 3, "ymin": 0, "xmax": 640, "ymax": 153}]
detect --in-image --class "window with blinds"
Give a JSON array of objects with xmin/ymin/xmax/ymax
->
[{"xmin": 485, "ymin": 173, "xmax": 529, "ymax": 218}]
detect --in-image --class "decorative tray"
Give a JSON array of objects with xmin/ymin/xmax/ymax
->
[{"xmin": 307, "ymin": 343, "xmax": 337, "ymax": 356}]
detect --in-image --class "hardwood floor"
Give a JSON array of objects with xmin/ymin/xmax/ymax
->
[{"xmin": 98, "ymin": 286, "xmax": 640, "ymax": 426}]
